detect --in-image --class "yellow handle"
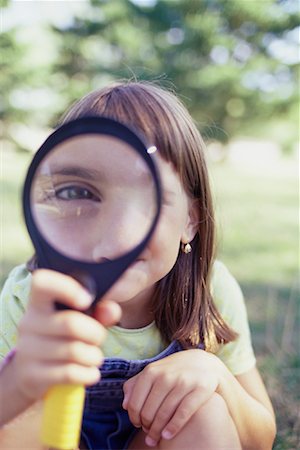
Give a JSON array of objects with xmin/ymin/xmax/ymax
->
[{"xmin": 41, "ymin": 384, "xmax": 85, "ymax": 450}]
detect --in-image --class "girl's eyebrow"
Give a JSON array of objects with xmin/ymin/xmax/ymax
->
[
  {"xmin": 39, "ymin": 165, "xmax": 154, "ymax": 186},
  {"xmin": 49, "ymin": 166, "xmax": 105, "ymax": 181}
]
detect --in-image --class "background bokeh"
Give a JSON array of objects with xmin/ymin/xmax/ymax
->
[{"xmin": 1, "ymin": 1, "xmax": 299, "ymax": 448}]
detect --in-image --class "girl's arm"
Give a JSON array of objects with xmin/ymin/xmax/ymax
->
[
  {"xmin": 217, "ymin": 363, "xmax": 276, "ymax": 450},
  {"xmin": 0, "ymin": 401, "xmax": 43, "ymax": 449},
  {"xmin": 0, "ymin": 353, "xmax": 37, "ymax": 429},
  {"xmin": 0, "ymin": 269, "xmax": 121, "ymax": 446},
  {"xmin": 0, "ymin": 401, "xmax": 86, "ymax": 449},
  {"xmin": 123, "ymin": 349, "xmax": 276, "ymax": 450}
]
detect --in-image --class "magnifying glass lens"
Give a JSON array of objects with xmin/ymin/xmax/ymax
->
[{"xmin": 31, "ymin": 134, "xmax": 156, "ymax": 263}]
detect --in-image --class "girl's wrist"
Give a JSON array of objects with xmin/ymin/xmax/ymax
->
[
  {"xmin": 0, "ymin": 349, "xmax": 35, "ymax": 426},
  {"xmin": 212, "ymin": 354, "xmax": 238, "ymax": 405},
  {"xmin": 207, "ymin": 351, "xmax": 230, "ymax": 396},
  {"xmin": 192, "ymin": 348, "xmax": 229, "ymax": 396}
]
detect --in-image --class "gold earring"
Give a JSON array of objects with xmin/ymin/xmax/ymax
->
[{"xmin": 181, "ymin": 242, "xmax": 192, "ymax": 254}]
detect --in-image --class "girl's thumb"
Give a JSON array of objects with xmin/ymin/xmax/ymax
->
[{"xmin": 92, "ymin": 300, "xmax": 122, "ymax": 327}]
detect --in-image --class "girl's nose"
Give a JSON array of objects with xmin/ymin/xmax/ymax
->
[{"xmin": 91, "ymin": 208, "xmax": 151, "ymax": 262}]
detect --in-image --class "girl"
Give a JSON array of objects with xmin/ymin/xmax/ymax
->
[{"xmin": 0, "ymin": 81, "xmax": 276, "ymax": 449}]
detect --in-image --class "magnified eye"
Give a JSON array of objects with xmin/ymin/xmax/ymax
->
[{"xmin": 56, "ymin": 185, "xmax": 100, "ymax": 202}]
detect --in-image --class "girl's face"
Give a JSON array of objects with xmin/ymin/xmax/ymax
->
[
  {"xmin": 32, "ymin": 137, "xmax": 198, "ymax": 312},
  {"xmin": 102, "ymin": 154, "xmax": 198, "ymax": 306}
]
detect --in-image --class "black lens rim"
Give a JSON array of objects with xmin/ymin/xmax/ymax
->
[{"xmin": 23, "ymin": 116, "xmax": 162, "ymax": 303}]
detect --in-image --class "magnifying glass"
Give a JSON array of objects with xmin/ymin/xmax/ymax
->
[{"xmin": 22, "ymin": 116, "xmax": 162, "ymax": 449}]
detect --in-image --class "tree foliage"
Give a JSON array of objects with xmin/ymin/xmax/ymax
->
[{"xmin": 1, "ymin": 0, "xmax": 299, "ymax": 150}]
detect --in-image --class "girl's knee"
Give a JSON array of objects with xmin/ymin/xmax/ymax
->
[
  {"xmin": 129, "ymin": 394, "xmax": 241, "ymax": 450},
  {"xmin": 195, "ymin": 392, "xmax": 229, "ymax": 424},
  {"xmin": 189, "ymin": 393, "xmax": 241, "ymax": 449}
]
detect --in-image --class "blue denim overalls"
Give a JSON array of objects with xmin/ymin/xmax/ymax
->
[{"xmin": 81, "ymin": 340, "xmax": 193, "ymax": 449}]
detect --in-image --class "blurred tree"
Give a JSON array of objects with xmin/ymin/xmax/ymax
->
[
  {"xmin": 0, "ymin": 25, "xmax": 60, "ymax": 150},
  {"xmin": 50, "ymin": 0, "xmax": 300, "ymax": 147},
  {"xmin": 1, "ymin": 0, "xmax": 299, "ymax": 150}
]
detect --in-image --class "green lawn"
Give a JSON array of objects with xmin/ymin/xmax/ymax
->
[
  {"xmin": 210, "ymin": 157, "xmax": 299, "ymax": 450},
  {"xmin": 1, "ymin": 150, "xmax": 34, "ymax": 280},
  {"xmin": 1, "ymin": 149, "xmax": 299, "ymax": 448}
]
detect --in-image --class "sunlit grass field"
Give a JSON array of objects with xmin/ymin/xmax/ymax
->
[
  {"xmin": 1, "ymin": 148, "xmax": 299, "ymax": 448},
  {"xmin": 211, "ymin": 156, "xmax": 299, "ymax": 449}
]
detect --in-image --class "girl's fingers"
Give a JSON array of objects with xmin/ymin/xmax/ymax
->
[
  {"xmin": 144, "ymin": 385, "xmax": 213, "ymax": 446},
  {"xmin": 92, "ymin": 300, "xmax": 122, "ymax": 327},
  {"xmin": 30, "ymin": 270, "xmax": 93, "ymax": 312},
  {"xmin": 161, "ymin": 387, "xmax": 211, "ymax": 441},
  {"xmin": 14, "ymin": 269, "xmax": 123, "ymax": 405},
  {"xmin": 38, "ymin": 362, "xmax": 101, "ymax": 387},
  {"xmin": 123, "ymin": 373, "xmax": 154, "ymax": 428},
  {"xmin": 17, "ymin": 360, "xmax": 101, "ymax": 400},
  {"xmin": 139, "ymin": 380, "xmax": 171, "ymax": 432},
  {"xmin": 19, "ymin": 309, "xmax": 106, "ymax": 346},
  {"xmin": 142, "ymin": 386, "xmax": 185, "ymax": 446},
  {"xmin": 18, "ymin": 334, "xmax": 104, "ymax": 367}
]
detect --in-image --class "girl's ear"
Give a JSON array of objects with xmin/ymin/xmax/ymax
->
[{"xmin": 181, "ymin": 199, "xmax": 200, "ymax": 243}]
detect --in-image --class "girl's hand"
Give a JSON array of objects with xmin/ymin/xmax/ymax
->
[
  {"xmin": 13, "ymin": 269, "xmax": 121, "ymax": 403},
  {"xmin": 122, "ymin": 349, "xmax": 222, "ymax": 447}
]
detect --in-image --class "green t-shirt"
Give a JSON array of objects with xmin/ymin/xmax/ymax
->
[{"xmin": 0, "ymin": 261, "xmax": 256, "ymax": 376}]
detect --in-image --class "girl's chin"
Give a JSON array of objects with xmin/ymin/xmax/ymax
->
[
  {"xmin": 101, "ymin": 277, "xmax": 146, "ymax": 303},
  {"xmin": 99, "ymin": 262, "xmax": 163, "ymax": 304},
  {"xmin": 101, "ymin": 272, "xmax": 158, "ymax": 305}
]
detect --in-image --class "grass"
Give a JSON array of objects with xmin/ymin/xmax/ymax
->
[
  {"xmin": 1, "ymin": 147, "xmax": 299, "ymax": 448},
  {"xmin": 210, "ymin": 156, "xmax": 299, "ymax": 449},
  {"xmin": 1, "ymin": 150, "xmax": 34, "ymax": 281}
]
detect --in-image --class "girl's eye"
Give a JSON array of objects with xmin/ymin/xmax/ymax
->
[{"xmin": 55, "ymin": 186, "xmax": 100, "ymax": 201}]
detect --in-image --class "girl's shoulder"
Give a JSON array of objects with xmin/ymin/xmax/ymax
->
[
  {"xmin": 211, "ymin": 259, "xmax": 238, "ymax": 285},
  {"xmin": 211, "ymin": 261, "xmax": 256, "ymax": 375},
  {"xmin": 211, "ymin": 260, "xmax": 247, "ymax": 327},
  {"xmin": 5, "ymin": 263, "xmax": 31, "ymax": 281},
  {"xmin": 211, "ymin": 260, "xmax": 245, "ymax": 314},
  {"xmin": 1, "ymin": 264, "xmax": 32, "ymax": 308},
  {"xmin": 0, "ymin": 264, "xmax": 32, "ymax": 358}
]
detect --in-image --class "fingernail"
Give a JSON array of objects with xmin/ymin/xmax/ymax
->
[
  {"xmin": 145, "ymin": 436, "xmax": 157, "ymax": 447},
  {"xmin": 78, "ymin": 290, "xmax": 93, "ymax": 307},
  {"xmin": 162, "ymin": 429, "xmax": 173, "ymax": 440}
]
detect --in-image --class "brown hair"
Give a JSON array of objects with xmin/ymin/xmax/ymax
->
[{"xmin": 30, "ymin": 81, "xmax": 238, "ymax": 350}]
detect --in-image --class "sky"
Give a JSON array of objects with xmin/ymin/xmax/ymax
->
[
  {"xmin": 1, "ymin": 0, "xmax": 159, "ymax": 31},
  {"xmin": 2, "ymin": 0, "xmax": 90, "ymax": 31}
]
